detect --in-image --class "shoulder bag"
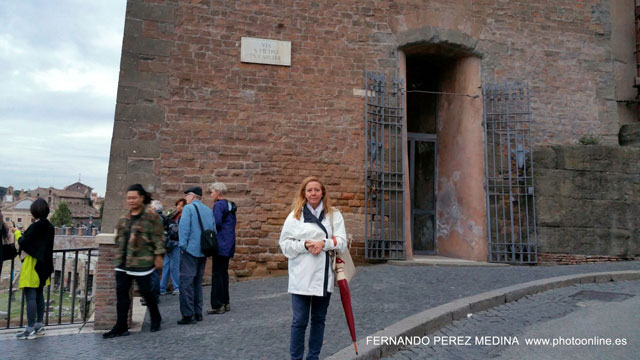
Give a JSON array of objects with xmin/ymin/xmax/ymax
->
[{"xmin": 193, "ymin": 205, "xmax": 218, "ymax": 257}]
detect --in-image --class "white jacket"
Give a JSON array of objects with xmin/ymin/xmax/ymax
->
[{"xmin": 279, "ymin": 209, "xmax": 347, "ymax": 296}]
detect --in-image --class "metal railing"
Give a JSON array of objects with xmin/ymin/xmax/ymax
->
[{"xmin": 1, "ymin": 248, "xmax": 98, "ymax": 329}]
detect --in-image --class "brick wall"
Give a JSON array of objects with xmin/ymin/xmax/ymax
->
[{"xmin": 103, "ymin": 0, "xmax": 628, "ymax": 276}]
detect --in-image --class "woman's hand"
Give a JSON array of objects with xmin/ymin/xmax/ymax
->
[{"xmin": 304, "ymin": 240, "xmax": 324, "ymax": 255}]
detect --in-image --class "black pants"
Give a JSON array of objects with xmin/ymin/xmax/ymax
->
[
  {"xmin": 210, "ymin": 254, "xmax": 230, "ymax": 309},
  {"xmin": 115, "ymin": 271, "xmax": 161, "ymax": 330}
]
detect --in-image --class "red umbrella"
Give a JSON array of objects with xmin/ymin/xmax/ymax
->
[{"xmin": 335, "ymin": 257, "xmax": 358, "ymax": 355}]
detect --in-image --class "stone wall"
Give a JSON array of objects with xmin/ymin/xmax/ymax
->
[
  {"xmin": 534, "ymin": 145, "xmax": 640, "ymax": 257},
  {"xmin": 103, "ymin": 0, "xmax": 632, "ymax": 276}
]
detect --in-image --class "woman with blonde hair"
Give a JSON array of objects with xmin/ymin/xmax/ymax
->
[{"xmin": 279, "ymin": 176, "xmax": 347, "ymax": 360}]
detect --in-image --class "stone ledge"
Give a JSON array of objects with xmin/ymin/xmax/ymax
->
[
  {"xmin": 326, "ymin": 270, "xmax": 640, "ymax": 360},
  {"xmin": 96, "ymin": 233, "xmax": 117, "ymax": 245}
]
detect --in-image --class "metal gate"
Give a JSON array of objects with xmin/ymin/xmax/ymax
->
[
  {"xmin": 483, "ymin": 82, "xmax": 538, "ymax": 264},
  {"xmin": 364, "ymin": 71, "xmax": 405, "ymax": 260}
]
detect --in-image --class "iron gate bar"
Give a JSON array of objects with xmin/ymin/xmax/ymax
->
[
  {"xmin": 70, "ymin": 251, "xmax": 79, "ymax": 323},
  {"xmin": 58, "ymin": 252, "xmax": 65, "ymax": 324},
  {"xmin": 364, "ymin": 71, "xmax": 405, "ymax": 260},
  {"xmin": 483, "ymin": 82, "xmax": 538, "ymax": 264},
  {"xmin": 83, "ymin": 250, "xmax": 92, "ymax": 323}
]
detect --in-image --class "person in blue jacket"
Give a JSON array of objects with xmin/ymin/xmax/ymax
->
[
  {"xmin": 177, "ymin": 186, "xmax": 215, "ymax": 324},
  {"xmin": 207, "ymin": 182, "xmax": 237, "ymax": 314}
]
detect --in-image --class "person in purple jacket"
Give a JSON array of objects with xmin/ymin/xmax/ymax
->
[{"xmin": 207, "ymin": 182, "xmax": 237, "ymax": 314}]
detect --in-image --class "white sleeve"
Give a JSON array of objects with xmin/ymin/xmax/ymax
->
[
  {"xmin": 323, "ymin": 210, "xmax": 347, "ymax": 253},
  {"xmin": 279, "ymin": 213, "xmax": 308, "ymax": 259}
]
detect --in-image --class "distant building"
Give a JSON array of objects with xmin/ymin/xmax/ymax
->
[
  {"xmin": 27, "ymin": 182, "xmax": 101, "ymax": 227},
  {"xmin": 1, "ymin": 197, "xmax": 35, "ymax": 228}
]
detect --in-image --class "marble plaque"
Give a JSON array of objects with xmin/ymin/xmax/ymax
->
[{"xmin": 241, "ymin": 37, "xmax": 291, "ymax": 66}]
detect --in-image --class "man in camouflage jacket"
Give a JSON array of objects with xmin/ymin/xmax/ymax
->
[
  {"xmin": 103, "ymin": 184, "xmax": 165, "ymax": 338},
  {"xmin": 114, "ymin": 207, "xmax": 165, "ymax": 271}
]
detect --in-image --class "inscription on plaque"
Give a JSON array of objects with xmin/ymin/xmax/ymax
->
[{"xmin": 241, "ymin": 37, "xmax": 291, "ymax": 66}]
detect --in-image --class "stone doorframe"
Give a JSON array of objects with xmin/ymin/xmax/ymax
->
[{"xmin": 397, "ymin": 27, "xmax": 488, "ymax": 261}]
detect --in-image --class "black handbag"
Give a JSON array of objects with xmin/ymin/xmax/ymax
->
[
  {"xmin": 2, "ymin": 243, "xmax": 18, "ymax": 261},
  {"xmin": 193, "ymin": 205, "xmax": 218, "ymax": 257}
]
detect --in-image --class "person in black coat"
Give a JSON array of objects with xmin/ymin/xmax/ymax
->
[{"xmin": 16, "ymin": 198, "xmax": 55, "ymax": 340}]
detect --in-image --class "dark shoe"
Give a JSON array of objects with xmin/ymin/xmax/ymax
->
[
  {"xmin": 103, "ymin": 328, "xmax": 130, "ymax": 339},
  {"xmin": 207, "ymin": 306, "xmax": 225, "ymax": 314},
  {"xmin": 224, "ymin": 304, "xmax": 230, "ymax": 312},
  {"xmin": 195, "ymin": 314, "xmax": 203, "ymax": 322},
  {"xmin": 177, "ymin": 316, "xmax": 197, "ymax": 325},
  {"xmin": 150, "ymin": 323, "xmax": 161, "ymax": 332}
]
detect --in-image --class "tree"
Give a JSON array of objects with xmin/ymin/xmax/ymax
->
[{"xmin": 50, "ymin": 202, "xmax": 73, "ymax": 227}]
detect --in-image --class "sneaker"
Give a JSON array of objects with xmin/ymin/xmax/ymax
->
[
  {"xmin": 207, "ymin": 306, "xmax": 225, "ymax": 315},
  {"xmin": 35, "ymin": 327, "xmax": 46, "ymax": 336},
  {"xmin": 172, "ymin": 290, "xmax": 180, "ymax": 295},
  {"xmin": 16, "ymin": 330, "xmax": 36, "ymax": 340},
  {"xmin": 102, "ymin": 328, "xmax": 130, "ymax": 339},
  {"xmin": 195, "ymin": 314, "xmax": 203, "ymax": 322},
  {"xmin": 159, "ymin": 291, "xmax": 167, "ymax": 296},
  {"xmin": 224, "ymin": 304, "xmax": 230, "ymax": 312},
  {"xmin": 177, "ymin": 316, "xmax": 197, "ymax": 325}
]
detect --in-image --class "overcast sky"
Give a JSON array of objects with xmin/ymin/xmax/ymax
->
[{"xmin": 0, "ymin": 0, "xmax": 126, "ymax": 196}]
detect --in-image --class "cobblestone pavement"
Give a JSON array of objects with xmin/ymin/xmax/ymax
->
[
  {"xmin": 1, "ymin": 261, "xmax": 638, "ymax": 359},
  {"xmin": 386, "ymin": 280, "xmax": 640, "ymax": 360}
]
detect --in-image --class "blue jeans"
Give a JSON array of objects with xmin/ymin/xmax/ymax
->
[
  {"xmin": 179, "ymin": 251, "xmax": 206, "ymax": 317},
  {"xmin": 160, "ymin": 247, "xmax": 180, "ymax": 293},
  {"xmin": 290, "ymin": 293, "xmax": 331, "ymax": 360}
]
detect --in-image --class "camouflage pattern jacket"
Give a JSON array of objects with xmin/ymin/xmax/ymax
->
[{"xmin": 114, "ymin": 205, "xmax": 165, "ymax": 271}]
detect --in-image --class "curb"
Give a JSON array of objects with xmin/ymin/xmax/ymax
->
[{"xmin": 326, "ymin": 270, "xmax": 640, "ymax": 360}]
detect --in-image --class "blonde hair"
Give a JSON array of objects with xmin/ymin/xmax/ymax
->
[{"xmin": 291, "ymin": 176, "xmax": 333, "ymax": 220}]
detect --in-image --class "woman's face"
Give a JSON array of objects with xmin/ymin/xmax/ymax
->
[
  {"xmin": 304, "ymin": 181, "xmax": 323, "ymax": 208},
  {"xmin": 176, "ymin": 202, "xmax": 185, "ymax": 212},
  {"xmin": 210, "ymin": 189, "xmax": 220, "ymax": 202}
]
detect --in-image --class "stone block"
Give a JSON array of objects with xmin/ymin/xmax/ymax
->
[
  {"xmin": 110, "ymin": 138, "xmax": 161, "ymax": 159},
  {"xmin": 115, "ymin": 103, "xmax": 165, "ymax": 124},
  {"xmin": 556, "ymin": 145, "xmax": 640, "ymax": 174},
  {"xmin": 532, "ymin": 146, "xmax": 557, "ymax": 169},
  {"xmin": 538, "ymin": 226, "xmax": 639, "ymax": 256},
  {"xmin": 127, "ymin": 2, "xmax": 175, "ymax": 23},
  {"xmin": 619, "ymin": 123, "xmax": 640, "ymax": 146},
  {"xmin": 535, "ymin": 169, "xmax": 640, "ymax": 201},
  {"xmin": 127, "ymin": 158, "xmax": 154, "ymax": 174},
  {"xmin": 123, "ymin": 37, "xmax": 172, "ymax": 57}
]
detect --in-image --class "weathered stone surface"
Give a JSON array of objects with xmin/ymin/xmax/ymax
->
[
  {"xmin": 534, "ymin": 168, "xmax": 640, "ymax": 201},
  {"xmin": 532, "ymin": 146, "xmax": 557, "ymax": 169},
  {"xmin": 538, "ymin": 226, "xmax": 639, "ymax": 256},
  {"xmin": 619, "ymin": 123, "xmax": 640, "ymax": 146},
  {"xmin": 555, "ymin": 145, "xmax": 640, "ymax": 174},
  {"xmin": 127, "ymin": 2, "xmax": 174, "ymax": 23},
  {"xmin": 537, "ymin": 196, "xmax": 640, "ymax": 229},
  {"xmin": 115, "ymin": 103, "xmax": 165, "ymax": 124},
  {"xmin": 110, "ymin": 138, "xmax": 160, "ymax": 159},
  {"xmin": 127, "ymin": 158, "xmax": 154, "ymax": 174}
]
